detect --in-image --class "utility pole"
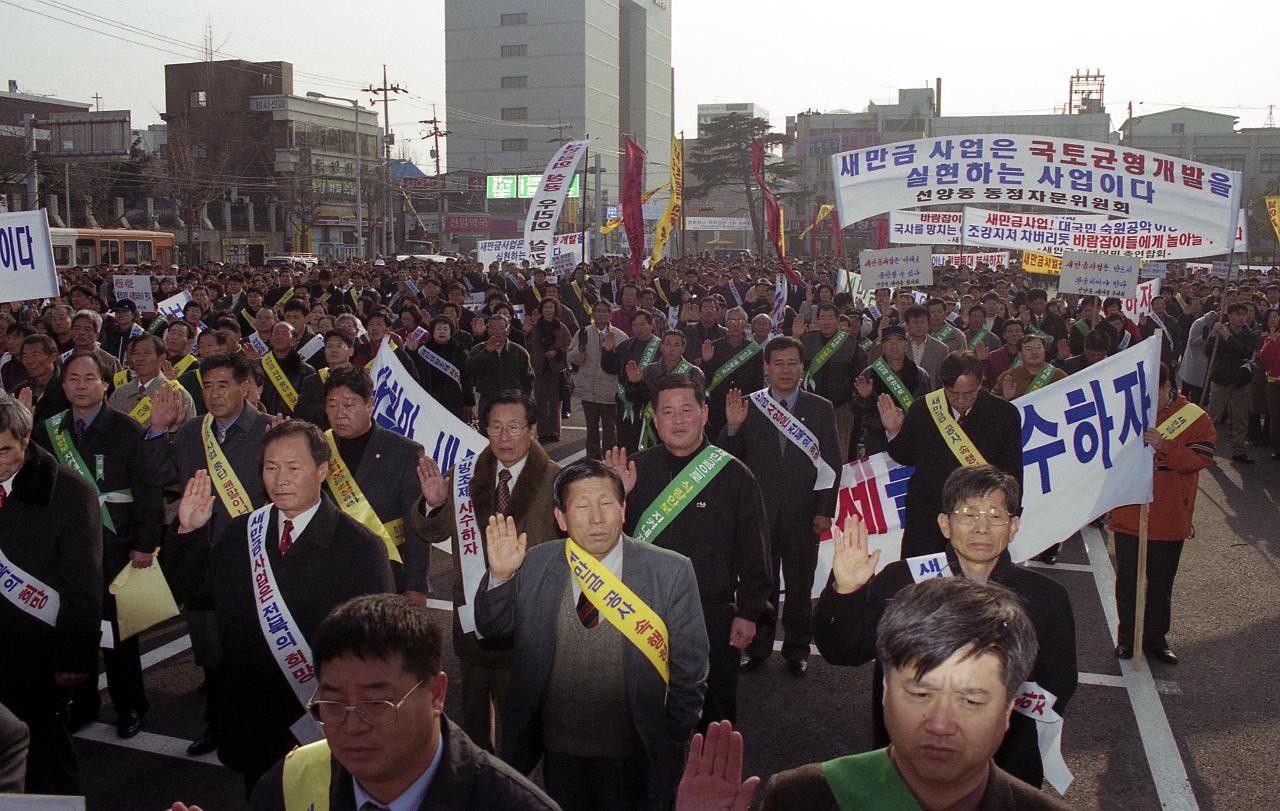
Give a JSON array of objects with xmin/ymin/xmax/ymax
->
[
  {"xmin": 419, "ymin": 106, "xmax": 451, "ymax": 250},
  {"xmin": 91, "ymin": 93, "xmax": 103, "ymax": 112},
  {"xmin": 364, "ymin": 67, "xmax": 405, "ymax": 256}
]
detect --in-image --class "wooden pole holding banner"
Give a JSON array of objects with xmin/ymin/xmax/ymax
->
[
  {"xmin": 1132, "ymin": 502, "xmax": 1151, "ymax": 672},
  {"xmin": 1201, "ymin": 211, "xmax": 1240, "ymax": 405}
]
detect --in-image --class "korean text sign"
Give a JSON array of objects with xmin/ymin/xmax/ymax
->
[
  {"xmin": 523, "ymin": 139, "xmax": 590, "ymax": 270},
  {"xmin": 858, "ymin": 246, "xmax": 931, "ymax": 289},
  {"xmin": 112, "ymin": 275, "xmax": 155, "ymax": 311},
  {"xmin": 831, "ymin": 135, "xmax": 1242, "ymax": 244},
  {"xmin": 477, "ymin": 233, "xmax": 584, "ymax": 268},
  {"xmin": 1059, "ymin": 251, "xmax": 1140, "ymax": 298},
  {"xmin": 0, "ymin": 209, "xmax": 58, "ymax": 304}
]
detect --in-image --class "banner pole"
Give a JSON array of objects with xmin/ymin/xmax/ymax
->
[{"xmin": 1132, "ymin": 502, "xmax": 1151, "ymax": 672}]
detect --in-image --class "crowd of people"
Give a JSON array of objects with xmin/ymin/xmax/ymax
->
[{"xmin": 0, "ymin": 247, "xmax": 1269, "ymax": 809}]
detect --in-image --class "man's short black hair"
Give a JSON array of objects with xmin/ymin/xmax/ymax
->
[
  {"xmin": 213, "ymin": 317, "xmax": 242, "ymax": 335},
  {"xmin": 1083, "ymin": 328, "xmax": 1111, "ymax": 352},
  {"xmin": 127, "ymin": 333, "xmax": 165, "ymax": 356},
  {"xmin": 324, "ymin": 328, "xmax": 354, "ymax": 348},
  {"xmin": 904, "ymin": 305, "xmax": 929, "ymax": 323},
  {"xmin": 262, "ymin": 419, "xmax": 330, "ymax": 466},
  {"xmin": 1000, "ymin": 319, "xmax": 1023, "ymax": 336},
  {"xmin": 552, "ymin": 458, "xmax": 626, "ymax": 511},
  {"xmin": 314, "ymin": 594, "xmax": 444, "ymax": 681},
  {"xmin": 323, "ymin": 365, "xmax": 373, "ymax": 400},
  {"xmin": 1027, "ymin": 288, "xmax": 1048, "ymax": 303},
  {"xmin": 200, "ymin": 351, "xmax": 252, "ymax": 382},
  {"xmin": 283, "ymin": 298, "xmax": 309, "ymax": 316},
  {"xmin": 941, "ymin": 464, "xmax": 1022, "ymax": 516},
  {"xmin": 1226, "ymin": 301, "xmax": 1249, "ymax": 315},
  {"xmin": 938, "ymin": 351, "xmax": 984, "ymax": 388},
  {"xmin": 654, "ymin": 373, "xmax": 706, "ymax": 408},
  {"xmin": 63, "ymin": 350, "xmax": 113, "ymax": 383},
  {"xmin": 481, "ymin": 391, "xmax": 536, "ymax": 428},
  {"xmin": 763, "ymin": 335, "xmax": 803, "ymax": 363}
]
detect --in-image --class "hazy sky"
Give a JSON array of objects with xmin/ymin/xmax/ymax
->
[{"xmin": 5, "ymin": 0, "xmax": 1276, "ymax": 168}]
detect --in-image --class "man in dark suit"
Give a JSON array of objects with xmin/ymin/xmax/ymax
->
[
  {"xmin": 697, "ymin": 306, "xmax": 766, "ymax": 441},
  {"xmin": 0, "ymin": 391, "xmax": 101, "ymax": 795},
  {"xmin": 169, "ymin": 421, "xmax": 394, "ymax": 793},
  {"xmin": 148, "ymin": 351, "xmax": 274, "ymax": 756},
  {"xmin": 719, "ymin": 336, "xmax": 841, "ymax": 676},
  {"xmin": 476, "ymin": 459, "xmax": 709, "ymax": 811},
  {"xmin": 236, "ymin": 594, "xmax": 557, "ymax": 811},
  {"xmin": 32, "ymin": 351, "xmax": 166, "ymax": 739},
  {"xmin": 321, "ymin": 365, "xmax": 428, "ymax": 601},
  {"xmin": 411, "ymin": 392, "xmax": 561, "ymax": 753},
  {"xmin": 879, "ymin": 351, "xmax": 1023, "ymax": 558},
  {"xmin": 13, "ymin": 334, "xmax": 69, "ymax": 425},
  {"xmin": 258, "ymin": 321, "xmax": 317, "ymax": 418}
]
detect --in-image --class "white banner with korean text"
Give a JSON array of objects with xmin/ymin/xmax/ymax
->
[
  {"xmin": 832, "ymin": 135, "xmax": 1242, "ymax": 245},
  {"xmin": 812, "ymin": 337, "xmax": 1159, "ymax": 593},
  {"xmin": 932, "ymin": 252, "xmax": 1009, "ymax": 269},
  {"xmin": 523, "ymin": 139, "xmax": 590, "ymax": 269},
  {"xmin": 1060, "ymin": 252, "xmax": 1141, "ymax": 299},
  {"xmin": 0, "ymin": 209, "xmax": 59, "ymax": 303},
  {"xmin": 477, "ymin": 233, "xmax": 587, "ymax": 269},
  {"xmin": 858, "ymin": 246, "xmax": 931, "ymax": 289}
]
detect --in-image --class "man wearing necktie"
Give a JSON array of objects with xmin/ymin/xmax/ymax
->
[{"xmin": 169, "ymin": 421, "xmax": 394, "ymax": 795}]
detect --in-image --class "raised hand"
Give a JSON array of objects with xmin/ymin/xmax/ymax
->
[
  {"xmin": 724, "ymin": 387, "xmax": 748, "ymax": 430},
  {"xmin": 177, "ymin": 470, "xmax": 215, "ymax": 534},
  {"xmin": 878, "ymin": 393, "xmax": 905, "ymax": 437},
  {"xmin": 269, "ymin": 413, "xmax": 290, "ymax": 430},
  {"xmin": 831, "ymin": 513, "xmax": 879, "ymax": 594},
  {"xmin": 15, "ymin": 387, "xmax": 32, "ymax": 415},
  {"xmin": 973, "ymin": 339, "xmax": 990, "ymax": 361},
  {"xmin": 674, "ymin": 720, "xmax": 760, "ymax": 811},
  {"xmin": 854, "ymin": 375, "xmax": 874, "ymax": 399},
  {"xmin": 604, "ymin": 446, "xmax": 637, "ymax": 495},
  {"xmin": 603, "ymin": 329, "xmax": 616, "ymax": 351},
  {"xmin": 626, "ymin": 360, "xmax": 643, "ymax": 384},
  {"xmin": 1056, "ymin": 337, "xmax": 1070, "ymax": 359},
  {"xmin": 159, "ymin": 357, "xmax": 176, "ymax": 378},
  {"xmin": 791, "ymin": 315, "xmax": 807, "ymax": 338},
  {"xmin": 1001, "ymin": 375, "xmax": 1016, "ymax": 400},
  {"xmin": 149, "ymin": 382, "xmax": 183, "ymax": 433},
  {"xmin": 701, "ymin": 339, "xmax": 714, "ymax": 363},
  {"xmin": 416, "ymin": 455, "xmax": 448, "ymax": 509},
  {"xmin": 485, "ymin": 514, "xmax": 527, "ymax": 581}
]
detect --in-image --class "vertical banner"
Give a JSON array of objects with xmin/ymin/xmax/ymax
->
[
  {"xmin": 0, "ymin": 209, "xmax": 59, "ymax": 304},
  {"xmin": 832, "ymin": 209, "xmax": 842, "ymax": 263},
  {"xmin": 751, "ymin": 138, "xmax": 800, "ymax": 284},
  {"xmin": 622, "ymin": 135, "xmax": 647, "ymax": 276},
  {"xmin": 1267, "ymin": 196, "xmax": 1280, "ymax": 242},
  {"xmin": 650, "ymin": 137, "xmax": 683, "ymax": 265},
  {"xmin": 523, "ymin": 139, "xmax": 590, "ymax": 270}
]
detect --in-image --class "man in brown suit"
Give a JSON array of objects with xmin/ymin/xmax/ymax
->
[
  {"xmin": 410, "ymin": 391, "xmax": 560, "ymax": 753},
  {"xmin": 675, "ymin": 574, "xmax": 1070, "ymax": 811}
]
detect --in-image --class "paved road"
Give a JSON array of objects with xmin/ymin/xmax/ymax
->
[{"xmin": 69, "ymin": 413, "xmax": 1280, "ymax": 810}]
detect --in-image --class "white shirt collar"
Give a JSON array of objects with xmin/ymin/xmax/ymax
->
[
  {"xmin": 496, "ymin": 453, "xmax": 529, "ymax": 489},
  {"xmin": 352, "ymin": 733, "xmax": 443, "ymax": 811},
  {"xmin": 277, "ymin": 498, "xmax": 323, "ymax": 543},
  {"xmin": 0, "ymin": 471, "xmax": 16, "ymax": 496},
  {"xmin": 571, "ymin": 537, "xmax": 624, "ymax": 601}
]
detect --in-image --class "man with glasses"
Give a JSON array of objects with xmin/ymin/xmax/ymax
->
[
  {"xmin": 697, "ymin": 306, "xmax": 765, "ymax": 441},
  {"xmin": 410, "ymin": 392, "xmax": 561, "ymax": 753},
  {"xmin": 879, "ymin": 352, "xmax": 1023, "ymax": 558},
  {"xmin": 169, "ymin": 421, "xmax": 394, "ymax": 793},
  {"xmin": 812, "ymin": 465, "xmax": 1077, "ymax": 789}
]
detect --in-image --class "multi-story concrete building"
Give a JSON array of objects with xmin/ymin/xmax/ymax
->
[
  {"xmin": 696, "ymin": 103, "xmax": 768, "ymax": 138},
  {"xmin": 445, "ymin": 0, "xmax": 673, "ymax": 242}
]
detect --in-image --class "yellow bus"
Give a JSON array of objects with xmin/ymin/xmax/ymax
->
[{"xmin": 49, "ymin": 228, "xmax": 177, "ymax": 270}]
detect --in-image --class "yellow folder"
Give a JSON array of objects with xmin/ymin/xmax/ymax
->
[{"xmin": 108, "ymin": 552, "xmax": 180, "ymax": 640}]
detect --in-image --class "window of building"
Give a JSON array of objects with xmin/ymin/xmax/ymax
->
[
  {"xmin": 501, "ymin": 44, "xmax": 527, "ymax": 57},
  {"xmin": 1200, "ymin": 155, "xmax": 1245, "ymax": 171},
  {"xmin": 500, "ymin": 12, "xmax": 527, "ymax": 25},
  {"xmin": 501, "ymin": 75, "xmax": 528, "ymax": 89},
  {"xmin": 501, "ymin": 107, "xmax": 528, "ymax": 121},
  {"xmin": 501, "ymin": 138, "xmax": 528, "ymax": 152},
  {"xmin": 189, "ymin": 90, "xmax": 207, "ymax": 108},
  {"xmin": 1171, "ymin": 122, "xmax": 1185, "ymax": 134},
  {"xmin": 1259, "ymin": 154, "xmax": 1280, "ymax": 174}
]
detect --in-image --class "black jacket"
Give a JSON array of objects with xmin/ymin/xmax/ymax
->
[
  {"xmin": 1207, "ymin": 324, "xmax": 1259, "ymax": 387},
  {"xmin": 14, "ymin": 372, "xmax": 70, "ymax": 426},
  {"xmin": 169, "ymin": 499, "xmax": 394, "ymax": 777},
  {"xmin": 413, "ymin": 340, "xmax": 475, "ymax": 420},
  {"xmin": 248, "ymin": 715, "xmax": 558, "ymax": 811},
  {"xmin": 625, "ymin": 440, "xmax": 772, "ymax": 621},
  {"xmin": 697, "ymin": 336, "xmax": 765, "ymax": 441},
  {"xmin": 258, "ymin": 353, "xmax": 317, "ymax": 417},
  {"xmin": 813, "ymin": 548, "xmax": 1078, "ymax": 788}
]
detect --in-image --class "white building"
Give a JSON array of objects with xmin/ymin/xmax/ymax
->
[
  {"xmin": 697, "ymin": 102, "xmax": 768, "ymax": 137},
  {"xmin": 445, "ymin": 0, "xmax": 672, "ymax": 211}
]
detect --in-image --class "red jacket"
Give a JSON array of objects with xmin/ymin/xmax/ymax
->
[
  {"xmin": 1109, "ymin": 393, "xmax": 1216, "ymax": 541},
  {"xmin": 1259, "ymin": 333, "xmax": 1280, "ymax": 380}
]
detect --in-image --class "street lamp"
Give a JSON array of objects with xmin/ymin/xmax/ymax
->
[{"xmin": 306, "ymin": 91, "xmax": 364, "ymax": 259}]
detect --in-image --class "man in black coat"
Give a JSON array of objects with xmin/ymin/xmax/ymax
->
[
  {"xmin": 242, "ymin": 594, "xmax": 557, "ymax": 811},
  {"xmin": 13, "ymin": 334, "xmax": 70, "ymax": 425},
  {"xmin": 880, "ymin": 352, "xmax": 1023, "ymax": 558},
  {"xmin": 169, "ymin": 421, "xmax": 394, "ymax": 793},
  {"xmin": 1206, "ymin": 301, "xmax": 1261, "ymax": 463},
  {"xmin": 813, "ymin": 466, "xmax": 1077, "ymax": 789},
  {"xmin": 720, "ymin": 337, "xmax": 842, "ymax": 676},
  {"xmin": 31, "ymin": 352, "xmax": 166, "ymax": 738},
  {"xmin": 697, "ymin": 306, "xmax": 766, "ymax": 442},
  {"xmin": 258, "ymin": 321, "xmax": 317, "ymax": 418},
  {"xmin": 611, "ymin": 374, "xmax": 772, "ymax": 727},
  {"xmin": 0, "ymin": 391, "xmax": 101, "ymax": 795}
]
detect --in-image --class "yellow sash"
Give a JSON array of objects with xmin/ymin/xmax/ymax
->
[
  {"xmin": 565, "ymin": 538, "xmax": 670, "ymax": 683},
  {"xmin": 262, "ymin": 352, "xmax": 300, "ymax": 411},
  {"xmin": 282, "ymin": 740, "xmax": 331, "ymax": 811},
  {"xmin": 323, "ymin": 431, "xmax": 404, "ymax": 563},
  {"xmin": 113, "ymin": 369, "xmax": 131, "ymax": 389},
  {"xmin": 201, "ymin": 415, "xmax": 255, "ymax": 517},
  {"xmin": 924, "ymin": 389, "xmax": 988, "ymax": 467},
  {"xmin": 172, "ymin": 354, "xmax": 198, "ymax": 378},
  {"xmin": 319, "ymin": 367, "xmax": 331, "ymax": 383},
  {"xmin": 1156, "ymin": 402, "xmax": 1206, "ymax": 441},
  {"xmin": 127, "ymin": 379, "xmax": 182, "ymax": 425},
  {"xmin": 363, "ymin": 338, "xmax": 398, "ymax": 371}
]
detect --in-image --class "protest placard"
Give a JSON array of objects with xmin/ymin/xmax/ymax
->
[
  {"xmin": 112, "ymin": 275, "xmax": 155, "ymax": 311},
  {"xmin": 858, "ymin": 246, "xmax": 930, "ymax": 289},
  {"xmin": 0, "ymin": 209, "xmax": 59, "ymax": 303},
  {"xmin": 1059, "ymin": 251, "xmax": 1140, "ymax": 299},
  {"xmin": 155, "ymin": 290, "xmax": 191, "ymax": 322}
]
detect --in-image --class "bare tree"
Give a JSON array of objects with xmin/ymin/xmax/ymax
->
[{"xmin": 151, "ymin": 117, "xmax": 239, "ymax": 263}]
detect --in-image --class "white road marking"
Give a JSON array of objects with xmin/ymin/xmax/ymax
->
[
  {"xmin": 98, "ymin": 634, "xmax": 193, "ymax": 692},
  {"xmin": 73, "ymin": 722, "xmax": 221, "ymax": 766},
  {"xmin": 1024, "ymin": 560, "xmax": 1095, "ymax": 573},
  {"xmin": 1081, "ymin": 525, "xmax": 1198, "ymax": 810},
  {"xmin": 1079, "ymin": 672, "xmax": 1127, "ymax": 688}
]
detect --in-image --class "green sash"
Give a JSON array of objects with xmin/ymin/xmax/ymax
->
[
  {"xmin": 708, "ymin": 341, "xmax": 762, "ymax": 392},
  {"xmin": 44, "ymin": 412, "xmax": 131, "ymax": 533},
  {"xmin": 632, "ymin": 446, "xmax": 732, "ymax": 545},
  {"xmin": 1024, "ymin": 363, "xmax": 1058, "ymax": 394},
  {"xmin": 803, "ymin": 330, "xmax": 849, "ymax": 388},
  {"xmin": 932, "ymin": 322, "xmax": 958, "ymax": 342},
  {"xmin": 822, "ymin": 748, "xmax": 922, "ymax": 811},
  {"xmin": 1074, "ymin": 318, "xmax": 1092, "ymax": 337},
  {"xmin": 1011, "ymin": 354, "xmax": 1023, "ymax": 369},
  {"xmin": 1027, "ymin": 322, "xmax": 1049, "ymax": 339},
  {"xmin": 639, "ymin": 358, "xmax": 693, "ymax": 448},
  {"xmin": 859, "ymin": 337, "xmax": 873, "ymax": 352},
  {"xmin": 966, "ymin": 326, "xmax": 991, "ymax": 350},
  {"xmin": 871, "ymin": 357, "xmax": 913, "ymax": 410},
  {"xmin": 618, "ymin": 338, "xmax": 660, "ymax": 421}
]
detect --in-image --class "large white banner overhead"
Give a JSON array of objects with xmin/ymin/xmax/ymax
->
[
  {"xmin": 0, "ymin": 209, "xmax": 59, "ymax": 303},
  {"xmin": 476, "ymin": 233, "xmax": 587, "ymax": 268},
  {"xmin": 815, "ymin": 336, "xmax": 1160, "ymax": 575},
  {"xmin": 523, "ymin": 139, "xmax": 590, "ymax": 270},
  {"xmin": 831, "ymin": 135, "xmax": 1243, "ymax": 245},
  {"xmin": 961, "ymin": 207, "xmax": 1249, "ymax": 260}
]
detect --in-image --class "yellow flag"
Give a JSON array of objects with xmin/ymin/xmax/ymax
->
[
  {"xmin": 1266, "ymin": 196, "xmax": 1280, "ymax": 242},
  {"xmin": 799, "ymin": 204, "xmax": 835, "ymax": 240},
  {"xmin": 601, "ymin": 183, "xmax": 669, "ymax": 233},
  {"xmin": 650, "ymin": 139, "xmax": 683, "ymax": 265}
]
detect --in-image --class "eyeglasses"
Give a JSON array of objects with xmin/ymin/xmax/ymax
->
[
  {"xmin": 950, "ymin": 507, "xmax": 1013, "ymax": 526},
  {"xmin": 486, "ymin": 423, "xmax": 529, "ymax": 437},
  {"xmin": 306, "ymin": 680, "xmax": 425, "ymax": 727}
]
